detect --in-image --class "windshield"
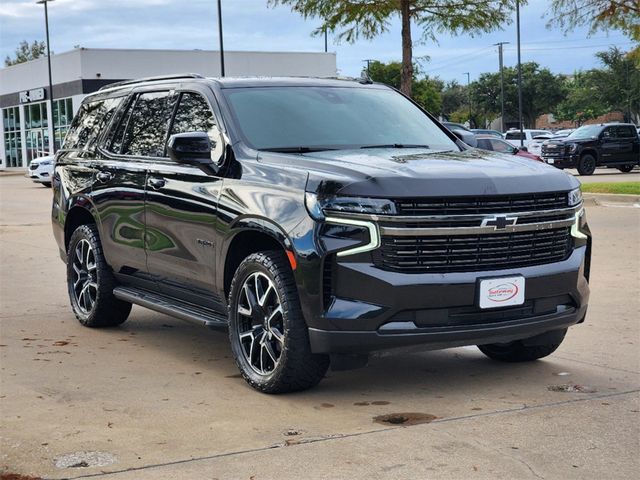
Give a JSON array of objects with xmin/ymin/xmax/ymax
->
[
  {"xmin": 567, "ymin": 125, "xmax": 603, "ymax": 140},
  {"xmin": 221, "ymin": 86, "xmax": 457, "ymax": 152}
]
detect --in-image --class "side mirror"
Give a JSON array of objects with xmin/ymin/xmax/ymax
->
[
  {"xmin": 167, "ymin": 132, "xmax": 219, "ymax": 174},
  {"xmin": 519, "ymin": 146, "xmax": 528, "ymax": 152}
]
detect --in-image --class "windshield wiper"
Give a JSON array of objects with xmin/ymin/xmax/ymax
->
[
  {"xmin": 360, "ymin": 143, "xmax": 430, "ymax": 149},
  {"xmin": 258, "ymin": 146, "xmax": 338, "ymax": 153}
]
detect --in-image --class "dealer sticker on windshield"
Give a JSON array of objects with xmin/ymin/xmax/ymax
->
[{"xmin": 478, "ymin": 276, "xmax": 525, "ymax": 309}]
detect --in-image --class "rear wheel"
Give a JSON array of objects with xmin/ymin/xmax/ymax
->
[
  {"xmin": 577, "ymin": 154, "xmax": 596, "ymax": 175},
  {"xmin": 478, "ymin": 329, "xmax": 567, "ymax": 362},
  {"xmin": 228, "ymin": 250, "xmax": 329, "ymax": 393},
  {"xmin": 618, "ymin": 164, "xmax": 635, "ymax": 173},
  {"xmin": 67, "ymin": 224, "xmax": 131, "ymax": 327}
]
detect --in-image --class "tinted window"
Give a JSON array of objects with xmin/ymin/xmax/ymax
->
[
  {"xmin": 476, "ymin": 138, "xmax": 492, "ymax": 150},
  {"xmin": 490, "ymin": 139, "xmax": 515, "ymax": 153},
  {"xmin": 120, "ymin": 92, "xmax": 177, "ymax": 157},
  {"xmin": 505, "ymin": 131, "xmax": 523, "ymax": 140},
  {"xmin": 64, "ymin": 97, "xmax": 123, "ymax": 151},
  {"xmin": 169, "ymin": 92, "xmax": 223, "ymax": 163},
  {"xmin": 222, "ymin": 86, "xmax": 456, "ymax": 151},
  {"xmin": 568, "ymin": 125, "xmax": 603, "ymax": 139}
]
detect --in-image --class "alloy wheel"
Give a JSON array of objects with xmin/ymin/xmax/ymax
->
[
  {"xmin": 71, "ymin": 239, "xmax": 97, "ymax": 314},
  {"xmin": 236, "ymin": 272, "xmax": 285, "ymax": 375}
]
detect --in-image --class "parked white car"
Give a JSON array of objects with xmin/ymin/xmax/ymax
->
[
  {"xmin": 504, "ymin": 129, "xmax": 550, "ymax": 148},
  {"xmin": 27, "ymin": 155, "xmax": 55, "ymax": 187},
  {"xmin": 527, "ymin": 133, "xmax": 555, "ymax": 157}
]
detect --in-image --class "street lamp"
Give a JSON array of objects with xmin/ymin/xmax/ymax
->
[
  {"xmin": 516, "ymin": 0, "xmax": 524, "ymax": 147},
  {"xmin": 36, "ymin": 0, "xmax": 55, "ymax": 154},
  {"xmin": 463, "ymin": 72, "xmax": 471, "ymax": 127},
  {"xmin": 493, "ymin": 42, "xmax": 509, "ymax": 133},
  {"xmin": 217, "ymin": 0, "xmax": 225, "ymax": 76}
]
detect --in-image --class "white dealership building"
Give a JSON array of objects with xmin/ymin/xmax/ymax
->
[{"xmin": 0, "ymin": 48, "xmax": 337, "ymax": 170}]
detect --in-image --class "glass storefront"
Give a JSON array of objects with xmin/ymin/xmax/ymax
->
[
  {"xmin": 1, "ymin": 97, "xmax": 75, "ymax": 167},
  {"xmin": 53, "ymin": 98, "xmax": 74, "ymax": 150},
  {"xmin": 25, "ymin": 101, "xmax": 50, "ymax": 164},
  {"xmin": 2, "ymin": 106, "xmax": 22, "ymax": 167}
]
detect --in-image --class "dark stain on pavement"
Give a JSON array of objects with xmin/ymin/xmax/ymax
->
[{"xmin": 373, "ymin": 412, "xmax": 437, "ymax": 426}]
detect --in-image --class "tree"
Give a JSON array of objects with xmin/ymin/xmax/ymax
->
[
  {"xmin": 368, "ymin": 60, "xmax": 442, "ymax": 113},
  {"xmin": 471, "ymin": 62, "xmax": 566, "ymax": 128},
  {"xmin": 555, "ymin": 71, "xmax": 607, "ymax": 125},
  {"xmin": 269, "ymin": 0, "xmax": 520, "ymax": 97},
  {"xmin": 4, "ymin": 40, "xmax": 46, "ymax": 67},
  {"xmin": 440, "ymin": 80, "xmax": 467, "ymax": 117},
  {"xmin": 589, "ymin": 47, "xmax": 640, "ymax": 122},
  {"xmin": 547, "ymin": 1, "xmax": 640, "ymax": 41}
]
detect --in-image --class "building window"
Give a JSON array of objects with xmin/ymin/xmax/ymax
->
[
  {"xmin": 2, "ymin": 106, "xmax": 22, "ymax": 168},
  {"xmin": 53, "ymin": 97, "xmax": 74, "ymax": 150},
  {"xmin": 24, "ymin": 101, "xmax": 49, "ymax": 164}
]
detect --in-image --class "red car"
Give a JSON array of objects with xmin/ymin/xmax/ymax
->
[{"xmin": 476, "ymin": 135, "xmax": 542, "ymax": 161}]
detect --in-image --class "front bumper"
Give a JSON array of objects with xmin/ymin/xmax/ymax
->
[
  {"xmin": 307, "ymin": 245, "xmax": 590, "ymax": 354},
  {"xmin": 542, "ymin": 154, "xmax": 579, "ymax": 169}
]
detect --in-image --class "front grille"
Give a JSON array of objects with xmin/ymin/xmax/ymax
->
[
  {"xmin": 395, "ymin": 192, "xmax": 568, "ymax": 215},
  {"xmin": 374, "ymin": 227, "xmax": 572, "ymax": 273},
  {"xmin": 541, "ymin": 145, "xmax": 567, "ymax": 158}
]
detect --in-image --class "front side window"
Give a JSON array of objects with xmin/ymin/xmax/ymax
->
[
  {"xmin": 222, "ymin": 86, "xmax": 457, "ymax": 152},
  {"xmin": 120, "ymin": 91, "xmax": 177, "ymax": 157},
  {"xmin": 568, "ymin": 125, "xmax": 603, "ymax": 140},
  {"xmin": 490, "ymin": 139, "xmax": 515, "ymax": 154},
  {"xmin": 169, "ymin": 92, "xmax": 223, "ymax": 162}
]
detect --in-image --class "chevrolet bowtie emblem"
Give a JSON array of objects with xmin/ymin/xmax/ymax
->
[{"xmin": 481, "ymin": 215, "xmax": 518, "ymax": 230}]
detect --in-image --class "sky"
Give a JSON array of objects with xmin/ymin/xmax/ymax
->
[{"xmin": 0, "ymin": 0, "xmax": 633, "ymax": 82}]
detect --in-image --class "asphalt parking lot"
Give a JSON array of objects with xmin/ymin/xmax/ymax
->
[{"xmin": 1, "ymin": 174, "xmax": 639, "ymax": 479}]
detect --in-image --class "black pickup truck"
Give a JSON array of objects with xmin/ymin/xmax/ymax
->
[{"xmin": 541, "ymin": 123, "xmax": 639, "ymax": 175}]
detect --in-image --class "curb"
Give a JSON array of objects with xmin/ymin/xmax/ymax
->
[{"xmin": 583, "ymin": 192, "xmax": 640, "ymax": 206}]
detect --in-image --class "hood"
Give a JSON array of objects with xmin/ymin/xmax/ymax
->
[
  {"xmin": 547, "ymin": 136, "xmax": 596, "ymax": 146},
  {"xmin": 261, "ymin": 147, "xmax": 579, "ymax": 198}
]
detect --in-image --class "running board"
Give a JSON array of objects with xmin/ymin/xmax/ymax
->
[{"xmin": 113, "ymin": 286, "xmax": 228, "ymax": 330}]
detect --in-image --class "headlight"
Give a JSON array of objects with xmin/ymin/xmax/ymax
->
[
  {"xmin": 568, "ymin": 144, "xmax": 579, "ymax": 153},
  {"xmin": 305, "ymin": 192, "xmax": 396, "ymax": 220},
  {"xmin": 568, "ymin": 188, "xmax": 582, "ymax": 207}
]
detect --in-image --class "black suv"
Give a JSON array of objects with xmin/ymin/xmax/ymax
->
[
  {"xmin": 542, "ymin": 123, "xmax": 639, "ymax": 175},
  {"xmin": 52, "ymin": 75, "xmax": 591, "ymax": 393}
]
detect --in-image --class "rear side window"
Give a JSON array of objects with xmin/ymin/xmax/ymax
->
[
  {"xmin": 119, "ymin": 91, "xmax": 177, "ymax": 157},
  {"xmin": 476, "ymin": 139, "xmax": 492, "ymax": 150},
  {"xmin": 505, "ymin": 131, "xmax": 523, "ymax": 140},
  {"xmin": 63, "ymin": 97, "xmax": 123, "ymax": 151}
]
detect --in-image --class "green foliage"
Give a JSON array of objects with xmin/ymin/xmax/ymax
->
[
  {"xmin": 269, "ymin": 0, "xmax": 522, "ymax": 95},
  {"xmin": 368, "ymin": 60, "xmax": 442, "ymax": 113},
  {"xmin": 546, "ymin": 0, "xmax": 640, "ymax": 41},
  {"xmin": 4, "ymin": 40, "xmax": 46, "ymax": 67},
  {"xmin": 470, "ymin": 63, "xmax": 566, "ymax": 127},
  {"xmin": 555, "ymin": 72, "xmax": 607, "ymax": 125},
  {"xmin": 269, "ymin": 0, "xmax": 521, "ymax": 42},
  {"xmin": 590, "ymin": 47, "xmax": 640, "ymax": 121}
]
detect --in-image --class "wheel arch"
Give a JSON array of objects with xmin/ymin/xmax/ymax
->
[
  {"xmin": 64, "ymin": 204, "xmax": 99, "ymax": 252},
  {"xmin": 580, "ymin": 148, "xmax": 599, "ymax": 163},
  {"xmin": 220, "ymin": 219, "xmax": 293, "ymax": 299}
]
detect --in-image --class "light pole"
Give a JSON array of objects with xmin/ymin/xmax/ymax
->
[
  {"xmin": 217, "ymin": 0, "xmax": 225, "ymax": 76},
  {"xmin": 493, "ymin": 42, "xmax": 509, "ymax": 133},
  {"xmin": 516, "ymin": 0, "xmax": 524, "ymax": 147},
  {"xmin": 363, "ymin": 59, "xmax": 374, "ymax": 76},
  {"xmin": 324, "ymin": 27, "xmax": 328, "ymax": 53},
  {"xmin": 463, "ymin": 72, "xmax": 471, "ymax": 127},
  {"xmin": 36, "ymin": 0, "xmax": 55, "ymax": 154}
]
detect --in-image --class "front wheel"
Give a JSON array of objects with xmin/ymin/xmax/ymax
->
[
  {"xmin": 228, "ymin": 250, "xmax": 329, "ymax": 393},
  {"xmin": 478, "ymin": 329, "xmax": 567, "ymax": 362},
  {"xmin": 577, "ymin": 154, "xmax": 596, "ymax": 175},
  {"xmin": 67, "ymin": 224, "xmax": 131, "ymax": 327},
  {"xmin": 618, "ymin": 164, "xmax": 635, "ymax": 173}
]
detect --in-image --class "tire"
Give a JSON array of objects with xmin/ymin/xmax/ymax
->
[
  {"xmin": 618, "ymin": 164, "xmax": 635, "ymax": 173},
  {"xmin": 228, "ymin": 250, "xmax": 329, "ymax": 393},
  {"xmin": 577, "ymin": 154, "xmax": 596, "ymax": 175},
  {"xmin": 67, "ymin": 224, "xmax": 131, "ymax": 327},
  {"xmin": 42, "ymin": 182, "xmax": 52, "ymax": 188},
  {"xmin": 477, "ymin": 329, "xmax": 567, "ymax": 362}
]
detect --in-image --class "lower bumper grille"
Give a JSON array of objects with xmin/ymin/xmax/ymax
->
[{"xmin": 374, "ymin": 227, "xmax": 572, "ymax": 273}]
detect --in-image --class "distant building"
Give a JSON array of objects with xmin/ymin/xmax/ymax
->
[
  {"xmin": 536, "ymin": 111, "xmax": 625, "ymax": 130},
  {"xmin": 0, "ymin": 48, "xmax": 337, "ymax": 170}
]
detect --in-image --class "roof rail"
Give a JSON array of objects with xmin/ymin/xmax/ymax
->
[{"xmin": 98, "ymin": 73, "xmax": 205, "ymax": 91}]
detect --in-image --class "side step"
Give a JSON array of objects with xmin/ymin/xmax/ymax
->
[{"xmin": 113, "ymin": 286, "xmax": 228, "ymax": 330}]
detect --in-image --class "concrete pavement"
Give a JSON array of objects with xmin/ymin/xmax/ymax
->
[{"xmin": 1, "ymin": 175, "xmax": 638, "ymax": 479}]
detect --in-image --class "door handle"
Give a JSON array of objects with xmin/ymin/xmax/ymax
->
[
  {"xmin": 96, "ymin": 171, "xmax": 113, "ymax": 183},
  {"xmin": 148, "ymin": 177, "xmax": 166, "ymax": 190}
]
